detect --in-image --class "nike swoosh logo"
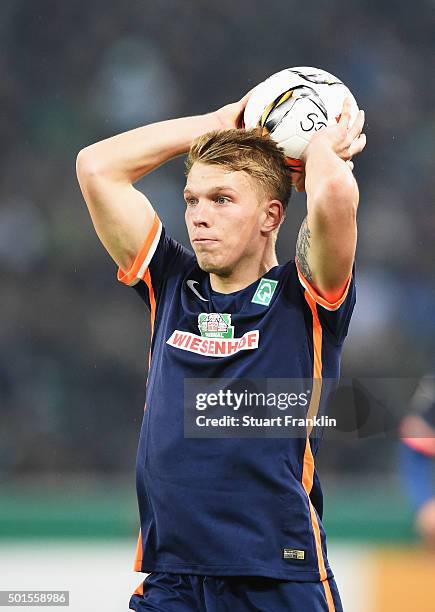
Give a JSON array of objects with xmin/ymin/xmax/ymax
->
[{"xmin": 186, "ymin": 279, "xmax": 208, "ymax": 302}]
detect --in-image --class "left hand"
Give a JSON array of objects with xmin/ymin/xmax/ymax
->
[
  {"xmin": 291, "ymin": 98, "xmax": 366, "ymax": 192},
  {"xmin": 214, "ymin": 88, "xmax": 256, "ymax": 130}
]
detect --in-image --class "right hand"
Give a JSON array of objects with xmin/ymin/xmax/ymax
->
[
  {"xmin": 214, "ymin": 88, "xmax": 255, "ymax": 130},
  {"xmin": 301, "ymin": 98, "xmax": 366, "ymax": 165}
]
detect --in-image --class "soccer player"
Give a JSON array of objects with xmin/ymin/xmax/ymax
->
[
  {"xmin": 76, "ymin": 90, "xmax": 366, "ymax": 611},
  {"xmin": 400, "ymin": 375, "xmax": 435, "ymax": 548}
]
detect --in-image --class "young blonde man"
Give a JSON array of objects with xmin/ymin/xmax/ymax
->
[{"xmin": 77, "ymin": 91, "xmax": 365, "ymax": 611}]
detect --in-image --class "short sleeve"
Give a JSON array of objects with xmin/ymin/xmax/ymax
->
[
  {"xmin": 296, "ymin": 259, "xmax": 356, "ymax": 345},
  {"xmin": 116, "ymin": 212, "xmax": 195, "ymax": 309}
]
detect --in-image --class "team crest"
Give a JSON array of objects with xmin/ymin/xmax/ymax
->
[{"xmin": 251, "ymin": 278, "xmax": 278, "ymax": 306}]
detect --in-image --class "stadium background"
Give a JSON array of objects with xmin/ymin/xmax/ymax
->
[{"xmin": 1, "ymin": 0, "xmax": 434, "ymax": 610}]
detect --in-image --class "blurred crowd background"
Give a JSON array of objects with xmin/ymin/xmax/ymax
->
[{"xmin": 1, "ymin": 0, "xmax": 434, "ymax": 486}]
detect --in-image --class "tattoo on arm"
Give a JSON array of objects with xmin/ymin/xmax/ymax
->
[{"xmin": 296, "ymin": 216, "xmax": 313, "ymax": 282}]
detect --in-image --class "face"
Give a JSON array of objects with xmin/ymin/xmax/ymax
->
[{"xmin": 184, "ymin": 162, "xmax": 276, "ymax": 276}]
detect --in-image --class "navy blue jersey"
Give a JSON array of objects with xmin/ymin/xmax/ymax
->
[{"xmin": 117, "ymin": 212, "xmax": 356, "ymax": 581}]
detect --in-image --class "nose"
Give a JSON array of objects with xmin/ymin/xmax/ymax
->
[{"xmin": 190, "ymin": 200, "xmax": 211, "ymax": 228}]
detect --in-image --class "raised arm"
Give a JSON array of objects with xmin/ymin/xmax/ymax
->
[
  {"xmin": 295, "ymin": 99, "xmax": 366, "ymax": 302},
  {"xmin": 76, "ymin": 92, "xmax": 251, "ymax": 271}
]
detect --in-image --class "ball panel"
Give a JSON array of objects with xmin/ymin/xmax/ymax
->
[
  {"xmin": 287, "ymin": 66, "xmax": 343, "ymax": 86},
  {"xmin": 244, "ymin": 69, "xmax": 306, "ymax": 128},
  {"xmin": 243, "ymin": 65, "xmax": 359, "ymax": 160},
  {"xmin": 280, "ymin": 133, "xmax": 312, "ymax": 159}
]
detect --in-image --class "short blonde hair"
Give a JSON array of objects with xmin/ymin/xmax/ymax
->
[{"xmin": 185, "ymin": 127, "xmax": 293, "ymax": 211}]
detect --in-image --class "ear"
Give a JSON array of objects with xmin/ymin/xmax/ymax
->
[{"xmin": 261, "ymin": 200, "xmax": 284, "ymax": 234}]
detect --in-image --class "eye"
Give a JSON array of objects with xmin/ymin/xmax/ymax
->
[
  {"xmin": 216, "ymin": 196, "xmax": 229, "ymax": 205},
  {"xmin": 185, "ymin": 197, "xmax": 197, "ymax": 207}
]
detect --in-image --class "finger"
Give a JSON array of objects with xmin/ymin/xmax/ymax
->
[
  {"xmin": 339, "ymin": 98, "xmax": 352, "ymax": 129},
  {"xmin": 348, "ymin": 133, "xmax": 366, "ymax": 157},
  {"xmin": 348, "ymin": 109, "xmax": 365, "ymax": 141},
  {"xmin": 239, "ymin": 87, "xmax": 256, "ymax": 106}
]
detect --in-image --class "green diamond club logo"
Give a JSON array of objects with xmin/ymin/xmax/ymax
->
[{"xmin": 251, "ymin": 278, "xmax": 278, "ymax": 306}]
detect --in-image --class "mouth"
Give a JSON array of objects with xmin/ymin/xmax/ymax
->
[{"xmin": 193, "ymin": 238, "xmax": 218, "ymax": 245}]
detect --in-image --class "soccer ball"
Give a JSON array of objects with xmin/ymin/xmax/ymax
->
[{"xmin": 243, "ymin": 66, "xmax": 359, "ymax": 166}]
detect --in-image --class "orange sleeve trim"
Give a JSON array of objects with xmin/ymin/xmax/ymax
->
[
  {"xmin": 143, "ymin": 267, "xmax": 156, "ymax": 339},
  {"xmin": 295, "ymin": 259, "xmax": 352, "ymax": 311},
  {"xmin": 117, "ymin": 213, "xmax": 162, "ymax": 286}
]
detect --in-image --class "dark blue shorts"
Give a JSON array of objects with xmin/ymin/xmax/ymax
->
[{"xmin": 129, "ymin": 573, "xmax": 343, "ymax": 611}]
